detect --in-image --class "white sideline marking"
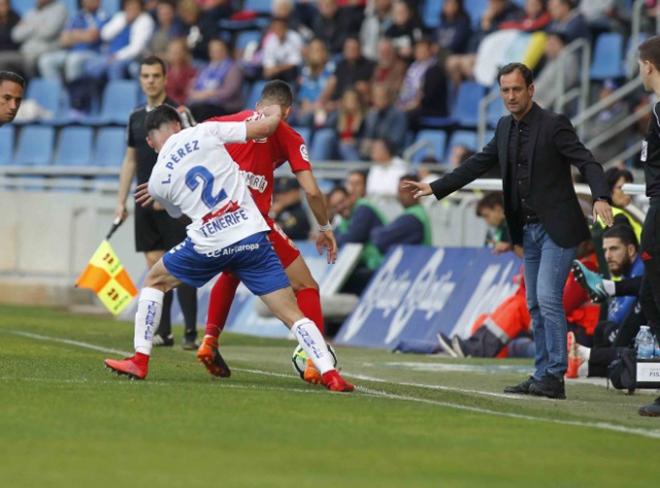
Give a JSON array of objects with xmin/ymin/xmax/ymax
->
[
  {"xmin": 9, "ymin": 330, "xmax": 660, "ymax": 440},
  {"xmin": 345, "ymin": 372, "xmax": 530, "ymax": 401}
]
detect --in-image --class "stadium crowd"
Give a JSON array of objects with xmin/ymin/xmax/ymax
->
[{"xmin": 2, "ymin": 0, "xmax": 658, "ymax": 167}]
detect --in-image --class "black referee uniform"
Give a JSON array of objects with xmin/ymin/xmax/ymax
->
[
  {"xmin": 638, "ymin": 101, "xmax": 660, "ymax": 339},
  {"xmin": 127, "ymin": 98, "xmax": 197, "ymax": 345}
]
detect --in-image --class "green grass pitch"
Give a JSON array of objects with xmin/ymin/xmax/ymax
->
[{"xmin": 0, "ymin": 304, "xmax": 658, "ymax": 487}]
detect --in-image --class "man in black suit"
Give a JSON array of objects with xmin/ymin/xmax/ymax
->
[{"xmin": 405, "ymin": 63, "xmax": 613, "ymax": 399}]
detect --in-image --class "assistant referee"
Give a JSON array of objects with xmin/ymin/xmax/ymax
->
[{"xmin": 114, "ymin": 56, "xmax": 198, "ymax": 349}]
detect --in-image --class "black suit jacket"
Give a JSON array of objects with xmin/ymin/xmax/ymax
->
[{"xmin": 430, "ymin": 103, "xmax": 609, "ymax": 248}]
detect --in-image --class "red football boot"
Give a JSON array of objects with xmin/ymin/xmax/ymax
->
[
  {"xmin": 565, "ymin": 331, "xmax": 583, "ymax": 379},
  {"xmin": 321, "ymin": 369, "xmax": 354, "ymax": 392},
  {"xmin": 104, "ymin": 354, "xmax": 149, "ymax": 380},
  {"xmin": 196, "ymin": 335, "xmax": 231, "ymax": 378}
]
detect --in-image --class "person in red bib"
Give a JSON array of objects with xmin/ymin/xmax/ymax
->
[{"xmin": 196, "ymin": 80, "xmax": 337, "ymax": 384}]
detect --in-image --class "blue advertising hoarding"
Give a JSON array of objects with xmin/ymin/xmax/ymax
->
[{"xmin": 335, "ymin": 245, "xmax": 521, "ymax": 349}]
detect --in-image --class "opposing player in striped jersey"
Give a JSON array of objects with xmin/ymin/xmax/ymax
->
[
  {"xmin": 103, "ymin": 104, "xmax": 353, "ymax": 392},
  {"xmin": 196, "ymin": 81, "xmax": 336, "ymax": 384}
]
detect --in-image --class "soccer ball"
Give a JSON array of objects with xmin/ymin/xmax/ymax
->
[{"xmin": 291, "ymin": 344, "xmax": 337, "ymax": 379}]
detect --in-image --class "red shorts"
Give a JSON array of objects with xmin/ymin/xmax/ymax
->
[{"xmin": 265, "ymin": 217, "xmax": 301, "ymax": 268}]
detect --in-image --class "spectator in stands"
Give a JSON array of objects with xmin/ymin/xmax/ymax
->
[
  {"xmin": 370, "ymin": 38, "xmax": 406, "ymax": 98},
  {"xmin": 329, "ymin": 88, "xmax": 365, "ymax": 161},
  {"xmin": 435, "ymin": 0, "xmax": 472, "ymax": 55},
  {"xmin": 0, "ymin": 0, "xmax": 20, "ymax": 54},
  {"xmin": 326, "ymin": 36, "xmax": 375, "ymax": 105},
  {"xmin": 312, "ymin": 0, "xmax": 364, "ymax": 55},
  {"xmin": 346, "ymin": 169, "xmax": 367, "ymax": 199},
  {"xmin": 187, "ymin": 0, "xmax": 232, "ymax": 60},
  {"xmin": 294, "ymin": 37, "xmax": 334, "ymax": 127},
  {"xmin": 83, "ymin": 0, "xmax": 155, "ymax": 81},
  {"xmin": 366, "ymin": 138, "xmax": 409, "ymax": 197},
  {"xmin": 271, "ymin": 177, "xmax": 311, "ymax": 240},
  {"xmin": 547, "ymin": 0, "xmax": 589, "ymax": 43},
  {"xmin": 38, "ymin": 0, "xmax": 108, "ymax": 84},
  {"xmin": 262, "ymin": 16, "xmax": 303, "ymax": 84},
  {"xmin": 271, "ymin": 0, "xmax": 312, "ymax": 39},
  {"xmin": 498, "ymin": 0, "xmax": 551, "ymax": 32},
  {"xmin": 533, "ymin": 31, "xmax": 578, "ymax": 109},
  {"xmin": 476, "ymin": 192, "xmax": 511, "ymax": 253},
  {"xmin": 360, "ymin": 0, "xmax": 393, "ymax": 61},
  {"xmin": 397, "ymin": 37, "xmax": 449, "ymax": 130},
  {"xmin": 148, "ymin": 0, "xmax": 186, "ymax": 58},
  {"xmin": 444, "ymin": 0, "xmax": 523, "ymax": 85},
  {"xmin": 370, "ymin": 174, "xmax": 432, "ymax": 254},
  {"xmin": 327, "ymin": 185, "xmax": 349, "ymax": 225},
  {"xmin": 164, "ymin": 37, "xmax": 196, "ymax": 106},
  {"xmin": 0, "ymin": 0, "xmax": 68, "ymax": 77},
  {"xmin": 384, "ymin": 0, "xmax": 423, "ymax": 61},
  {"xmin": 585, "ymin": 80, "xmax": 631, "ymax": 164},
  {"xmin": 578, "ymin": 0, "xmax": 628, "ymax": 35},
  {"xmin": 361, "ymin": 83, "xmax": 407, "ymax": 157},
  {"xmin": 188, "ymin": 37, "xmax": 243, "ymax": 121}
]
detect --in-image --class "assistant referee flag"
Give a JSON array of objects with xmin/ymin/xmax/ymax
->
[{"xmin": 75, "ymin": 240, "xmax": 138, "ymax": 315}]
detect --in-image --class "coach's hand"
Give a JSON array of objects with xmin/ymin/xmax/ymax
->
[
  {"xmin": 593, "ymin": 200, "xmax": 614, "ymax": 227},
  {"xmin": 114, "ymin": 202, "xmax": 128, "ymax": 223},
  {"xmin": 135, "ymin": 182, "xmax": 155, "ymax": 208},
  {"xmin": 316, "ymin": 229, "xmax": 337, "ymax": 264},
  {"xmin": 402, "ymin": 180, "xmax": 433, "ymax": 199}
]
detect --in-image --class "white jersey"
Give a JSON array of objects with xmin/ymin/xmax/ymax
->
[{"xmin": 148, "ymin": 122, "xmax": 269, "ymax": 255}]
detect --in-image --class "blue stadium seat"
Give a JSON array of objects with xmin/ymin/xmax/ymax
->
[
  {"xmin": 235, "ymin": 30, "xmax": 261, "ymax": 51},
  {"xmin": 410, "ymin": 129, "xmax": 447, "ymax": 164},
  {"xmin": 486, "ymin": 90, "xmax": 506, "ymax": 128},
  {"xmin": 94, "ymin": 127, "xmax": 127, "ymax": 167},
  {"xmin": 244, "ymin": 0, "xmax": 272, "ymax": 14},
  {"xmin": 103, "ymin": 0, "xmax": 121, "ymax": 16},
  {"xmin": 94, "ymin": 80, "xmax": 139, "ymax": 124},
  {"xmin": 13, "ymin": 0, "xmax": 32, "ymax": 16},
  {"xmin": 0, "ymin": 125, "xmax": 14, "ymax": 165},
  {"xmin": 25, "ymin": 78, "xmax": 69, "ymax": 124},
  {"xmin": 422, "ymin": 0, "xmax": 443, "ymax": 29},
  {"xmin": 54, "ymin": 127, "xmax": 94, "ymax": 166},
  {"xmin": 447, "ymin": 130, "xmax": 477, "ymax": 156},
  {"xmin": 14, "ymin": 125, "xmax": 55, "ymax": 166},
  {"xmin": 309, "ymin": 128, "xmax": 336, "ymax": 161},
  {"xmin": 245, "ymin": 80, "xmax": 266, "ymax": 110},
  {"xmin": 590, "ymin": 33, "xmax": 625, "ymax": 80},
  {"xmin": 453, "ymin": 81, "xmax": 486, "ymax": 127},
  {"xmin": 465, "ymin": 0, "xmax": 488, "ymax": 27}
]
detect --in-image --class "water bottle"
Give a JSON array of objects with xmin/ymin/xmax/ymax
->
[{"xmin": 635, "ymin": 326, "xmax": 655, "ymax": 359}]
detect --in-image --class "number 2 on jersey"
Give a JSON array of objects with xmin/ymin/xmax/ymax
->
[{"xmin": 185, "ymin": 166, "xmax": 227, "ymax": 208}]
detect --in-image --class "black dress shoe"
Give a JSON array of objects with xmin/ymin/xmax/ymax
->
[
  {"xmin": 503, "ymin": 376, "xmax": 537, "ymax": 394},
  {"xmin": 529, "ymin": 375, "xmax": 566, "ymax": 399},
  {"xmin": 639, "ymin": 396, "xmax": 660, "ymax": 417}
]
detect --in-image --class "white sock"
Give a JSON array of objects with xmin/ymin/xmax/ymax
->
[
  {"xmin": 292, "ymin": 318, "xmax": 335, "ymax": 374},
  {"xmin": 134, "ymin": 287, "xmax": 164, "ymax": 356},
  {"xmin": 603, "ymin": 279, "xmax": 615, "ymax": 297}
]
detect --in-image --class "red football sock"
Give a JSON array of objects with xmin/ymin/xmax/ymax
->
[
  {"xmin": 295, "ymin": 287, "xmax": 325, "ymax": 335},
  {"xmin": 205, "ymin": 273, "xmax": 240, "ymax": 338}
]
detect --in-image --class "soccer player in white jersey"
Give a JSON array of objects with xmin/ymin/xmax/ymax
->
[{"xmin": 104, "ymin": 104, "xmax": 354, "ymax": 392}]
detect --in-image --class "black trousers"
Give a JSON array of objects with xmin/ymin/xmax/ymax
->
[{"xmin": 639, "ymin": 202, "xmax": 660, "ymax": 339}]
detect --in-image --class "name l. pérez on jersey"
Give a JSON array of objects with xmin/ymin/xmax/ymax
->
[{"xmin": 160, "ymin": 139, "xmax": 201, "ymax": 184}]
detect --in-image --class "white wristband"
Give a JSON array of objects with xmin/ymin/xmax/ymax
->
[{"xmin": 319, "ymin": 223, "xmax": 332, "ymax": 232}]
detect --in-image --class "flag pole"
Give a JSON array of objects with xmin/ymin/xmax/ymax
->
[{"xmin": 106, "ymin": 217, "xmax": 123, "ymax": 240}]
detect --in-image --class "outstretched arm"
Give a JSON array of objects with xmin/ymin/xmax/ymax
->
[{"xmin": 245, "ymin": 105, "xmax": 282, "ymax": 140}]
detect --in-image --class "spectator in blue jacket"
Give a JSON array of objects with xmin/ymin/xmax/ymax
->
[
  {"xmin": 436, "ymin": 0, "xmax": 472, "ymax": 54},
  {"xmin": 360, "ymin": 82, "xmax": 407, "ymax": 158},
  {"xmin": 38, "ymin": 0, "xmax": 108, "ymax": 83}
]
